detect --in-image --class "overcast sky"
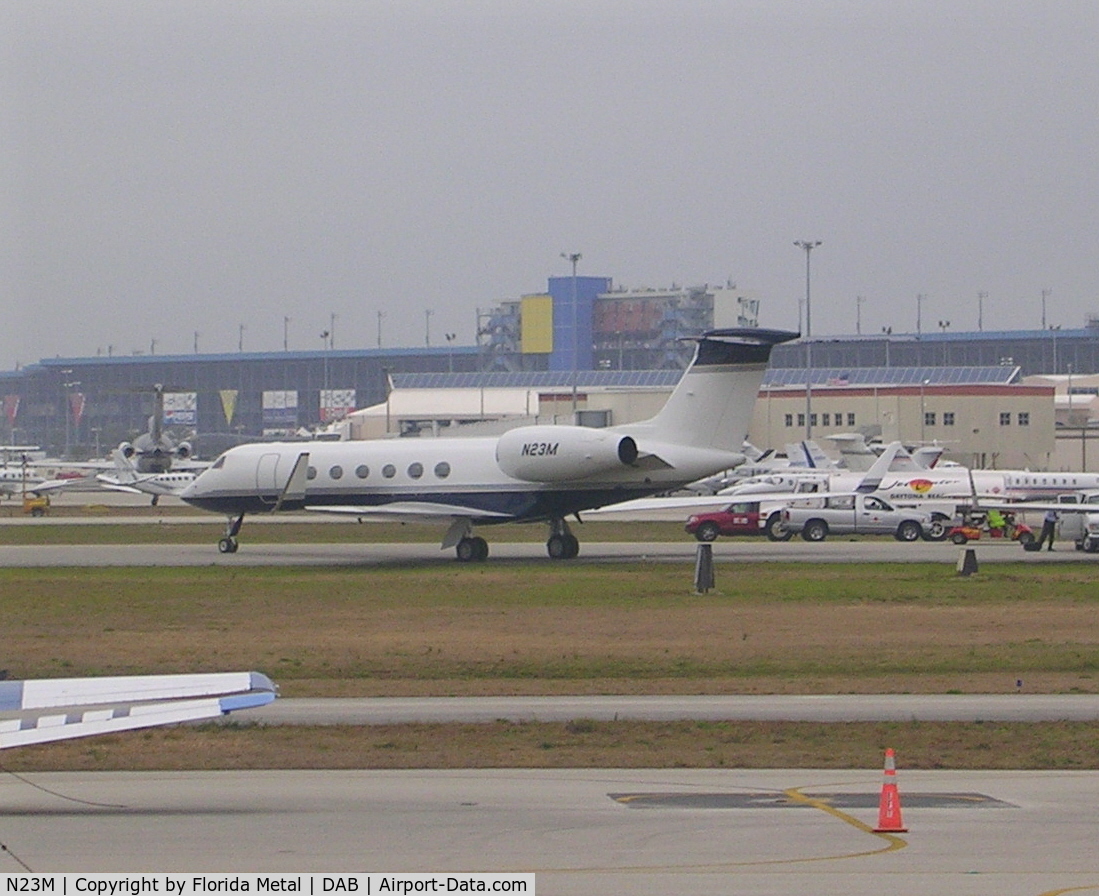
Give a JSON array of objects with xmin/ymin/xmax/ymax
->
[{"xmin": 3, "ymin": 0, "xmax": 1098, "ymax": 368}]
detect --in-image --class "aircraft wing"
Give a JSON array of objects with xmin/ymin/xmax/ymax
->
[
  {"xmin": 586, "ymin": 490, "xmax": 856, "ymax": 518},
  {"xmin": 976, "ymin": 500, "xmax": 1099, "ymax": 515},
  {"xmin": 95, "ymin": 481, "xmax": 146, "ymax": 495},
  {"xmin": 305, "ymin": 501, "xmax": 515, "ymax": 522},
  {"xmin": 586, "ymin": 495, "xmax": 738, "ymax": 516},
  {"xmin": 26, "ymin": 478, "xmax": 82, "ymax": 494},
  {"xmin": 0, "ymin": 671, "xmax": 276, "ymax": 750}
]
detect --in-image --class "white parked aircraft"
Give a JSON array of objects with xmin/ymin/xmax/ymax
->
[
  {"xmin": 96, "ymin": 448, "xmax": 197, "ymax": 505},
  {"xmin": 687, "ymin": 439, "xmax": 838, "ymax": 493},
  {"xmin": 0, "ymin": 461, "xmax": 79, "ymax": 499},
  {"xmin": 725, "ymin": 459, "xmax": 1099, "ymax": 505},
  {"xmin": 180, "ymin": 328, "xmax": 797, "ymax": 559},
  {"xmin": 0, "ymin": 671, "xmax": 276, "ymax": 750}
]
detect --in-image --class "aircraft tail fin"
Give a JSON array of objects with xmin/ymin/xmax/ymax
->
[{"xmin": 620, "ymin": 329, "xmax": 797, "ymax": 451}]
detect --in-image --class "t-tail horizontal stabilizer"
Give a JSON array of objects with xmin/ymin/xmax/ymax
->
[{"xmin": 0, "ymin": 671, "xmax": 277, "ymax": 749}]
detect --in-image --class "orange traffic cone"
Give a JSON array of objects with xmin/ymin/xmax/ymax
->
[{"xmin": 873, "ymin": 748, "xmax": 908, "ymax": 833}]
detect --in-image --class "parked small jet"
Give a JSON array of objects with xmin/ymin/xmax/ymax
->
[
  {"xmin": 96, "ymin": 448, "xmax": 197, "ymax": 505},
  {"xmin": 180, "ymin": 328, "xmax": 797, "ymax": 559},
  {"xmin": 0, "ymin": 456, "xmax": 79, "ymax": 499},
  {"xmin": 725, "ymin": 460, "xmax": 1099, "ymax": 505},
  {"xmin": 0, "ymin": 671, "xmax": 275, "ymax": 750}
]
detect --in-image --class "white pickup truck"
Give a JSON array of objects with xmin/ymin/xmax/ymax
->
[
  {"xmin": 1056, "ymin": 491, "xmax": 1099, "ymax": 553},
  {"xmin": 781, "ymin": 494, "xmax": 940, "ymax": 542}
]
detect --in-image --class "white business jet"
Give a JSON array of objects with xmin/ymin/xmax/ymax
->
[
  {"xmin": 180, "ymin": 328, "xmax": 797, "ymax": 560},
  {"xmin": 0, "ymin": 671, "xmax": 275, "ymax": 750},
  {"xmin": 96, "ymin": 448, "xmax": 198, "ymax": 505}
]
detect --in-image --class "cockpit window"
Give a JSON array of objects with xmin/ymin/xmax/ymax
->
[{"xmin": 211, "ymin": 455, "xmax": 227, "ymax": 470}]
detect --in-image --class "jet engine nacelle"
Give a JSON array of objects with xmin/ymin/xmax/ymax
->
[
  {"xmin": 496, "ymin": 426, "xmax": 639, "ymax": 482},
  {"xmin": 118, "ymin": 442, "xmax": 135, "ymax": 459},
  {"xmin": 175, "ymin": 441, "xmax": 193, "ymax": 460}
]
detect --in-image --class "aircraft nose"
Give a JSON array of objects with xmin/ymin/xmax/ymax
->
[{"xmin": 179, "ymin": 477, "xmax": 201, "ymax": 500}]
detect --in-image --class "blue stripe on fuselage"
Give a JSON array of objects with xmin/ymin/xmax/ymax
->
[{"xmin": 184, "ymin": 486, "xmax": 660, "ymax": 523}]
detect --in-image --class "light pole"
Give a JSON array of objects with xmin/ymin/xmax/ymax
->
[
  {"xmin": 794, "ymin": 240, "xmax": 821, "ymax": 439},
  {"xmin": 377, "ymin": 310, "xmax": 385, "ymax": 348},
  {"xmin": 62, "ymin": 374, "xmax": 80, "ymax": 460},
  {"xmin": 938, "ymin": 320, "xmax": 950, "ymax": 364},
  {"xmin": 920, "ymin": 379, "xmax": 930, "ymax": 442},
  {"xmin": 238, "ymin": 324, "xmax": 245, "ymax": 353},
  {"xmin": 561, "ymin": 251, "xmax": 582, "ymax": 421},
  {"xmin": 320, "ymin": 330, "xmax": 330, "ymax": 394},
  {"xmin": 916, "ymin": 294, "xmax": 926, "ymax": 336},
  {"xmin": 425, "ymin": 309, "xmax": 433, "ymax": 346},
  {"xmin": 856, "ymin": 295, "xmax": 864, "ymax": 335},
  {"xmin": 977, "ymin": 291, "xmax": 987, "ymax": 331},
  {"xmin": 1041, "ymin": 288, "xmax": 1051, "ymax": 330},
  {"xmin": 445, "ymin": 332, "xmax": 456, "ymax": 373},
  {"xmin": 329, "ymin": 313, "xmax": 337, "ymax": 351},
  {"xmin": 284, "ymin": 316, "xmax": 291, "ymax": 351}
]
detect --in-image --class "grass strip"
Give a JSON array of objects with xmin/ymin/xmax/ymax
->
[{"xmin": 5, "ymin": 720, "xmax": 1097, "ymax": 772}]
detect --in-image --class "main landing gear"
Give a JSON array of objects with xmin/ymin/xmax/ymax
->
[
  {"xmin": 447, "ymin": 519, "xmax": 490, "ymax": 562},
  {"xmin": 455, "ymin": 535, "xmax": 489, "ymax": 562},
  {"xmin": 546, "ymin": 518, "xmax": 579, "ymax": 560},
  {"xmin": 448, "ymin": 518, "xmax": 581, "ymax": 562},
  {"xmin": 218, "ymin": 513, "xmax": 245, "ymax": 554}
]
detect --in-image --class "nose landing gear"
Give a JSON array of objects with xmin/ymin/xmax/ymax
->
[{"xmin": 218, "ymin": 514, "xmax": 245, "ymax": 554}]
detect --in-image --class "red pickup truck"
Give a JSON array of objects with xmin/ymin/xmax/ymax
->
[{"xmin": 685, "ymin": 500, "xmax": 791, "ymax": 542}]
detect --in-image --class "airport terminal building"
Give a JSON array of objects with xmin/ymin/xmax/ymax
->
[{"xmin": 3, "ymin": 273, "xmax": 1098, "ymax": 470}]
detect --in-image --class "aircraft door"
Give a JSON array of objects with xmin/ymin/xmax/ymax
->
[{"xmin": 256, "ymin": 453, "xmax": 281, "ymax": 504}]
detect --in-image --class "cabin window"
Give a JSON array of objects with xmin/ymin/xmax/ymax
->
[
  {"xmin": 329, "ymin": 465, "xmax": 343, "ymax": 480},
  {"xmin": 434, "ymin": 461, "xmax": 451, "ymax": 479},
  {"xmin": 382, "ymin": 464, "xmax": 396, "ymax": 479},
  {"xmin": 355, "ymin": 464, "xmax": 370, "ymax": 479},
  {"xmin": 408, "ymin": 462, "xmax": 424, "ymax": 479},
  {"xmin": 306, "ymin": 466, "xmax": 317, "ymax": 480}
]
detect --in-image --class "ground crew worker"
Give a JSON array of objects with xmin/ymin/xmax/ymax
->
[{"xmin": 1038, "ymin": 508, "xmax": 1059, "ymax": 551}]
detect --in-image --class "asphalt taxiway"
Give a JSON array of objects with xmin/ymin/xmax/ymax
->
[
  {"xmin": 2, "ymin": 768, "xmax": 1098, "ymax": 894},
  {"xmin": 247, "ymin": 693, "xmax": 1099, "ymax": 725},
  {"xmin": 0, "ymin": 537, "xmax": 1085, "ymax": 566}
]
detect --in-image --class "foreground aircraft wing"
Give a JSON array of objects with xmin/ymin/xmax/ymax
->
[
  {"xmin": 305, "ymin": 501, "xmax": 515, "ymax": 522},
  {"xmin": 586, "ymin": 495, "xmax": 738, "ymax": 516},
  {"xmin": 585, "ymin": 489, "xmax": 867, "ymax": 518},
  {"xmin": 0, "ymin": 671, "xmax": 276, "ymax": 750}
]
